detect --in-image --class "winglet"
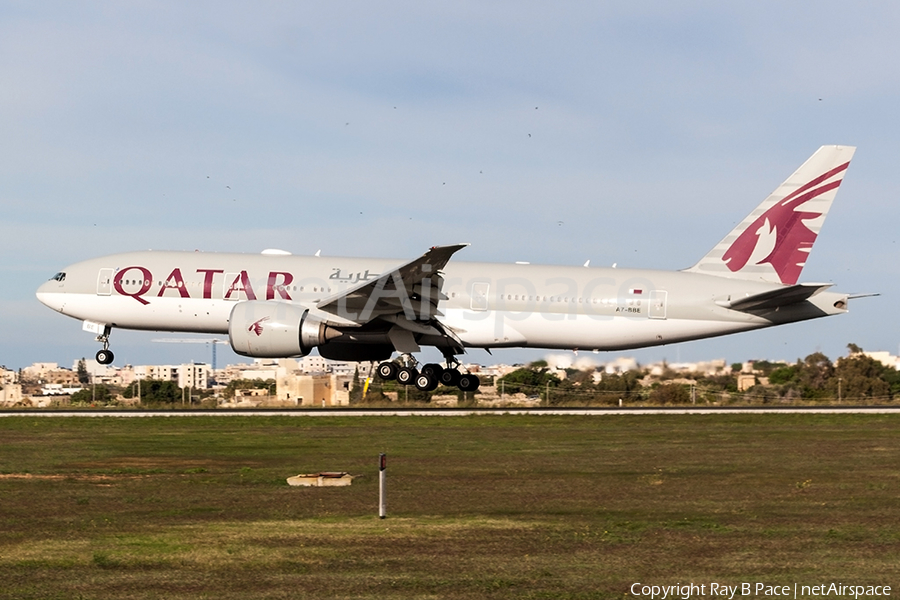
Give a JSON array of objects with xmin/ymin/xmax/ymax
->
[{"xmin": 686, "ymin": 145, "xmax": 855, "ymax": 285}]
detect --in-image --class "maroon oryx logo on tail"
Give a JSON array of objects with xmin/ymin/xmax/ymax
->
[
  {"xmin": 722, "ymin": 161, "xmax": 849, "ymax": 285},
  {"xmin": 248, "ymin": 317, "xmax": 270, "ymax": 336}
]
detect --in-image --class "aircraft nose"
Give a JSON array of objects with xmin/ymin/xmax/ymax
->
[{"xmin": 36, "ymin": 280, "xmax": 65, "ymax": 311}]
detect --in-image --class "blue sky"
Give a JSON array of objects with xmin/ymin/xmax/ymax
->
[{"xmin": 2, "ymin": 2, "xmax": 898, "ymax": 370}]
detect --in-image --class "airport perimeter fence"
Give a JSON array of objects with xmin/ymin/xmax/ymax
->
[
  {"xmin": 8, "ymin": 380, "xmax": 897, "ymax": 410},
  {"xmin": 482, "ymin": 380, "xmax": 897, "ymax": 407}
]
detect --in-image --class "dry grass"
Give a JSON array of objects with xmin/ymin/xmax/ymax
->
[{"xmin": 0, "ymin": 414, "xmax": 898, "ymax": 599}]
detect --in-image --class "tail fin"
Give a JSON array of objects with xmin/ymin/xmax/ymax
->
[{"xmin": 686, "ymin": 145, "xmax": 855, "ymax": 285}]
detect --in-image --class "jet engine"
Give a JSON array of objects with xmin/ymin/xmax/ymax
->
[{"xmin": 229, "ymin": 301, "xmax": 341, "ymax": 358}]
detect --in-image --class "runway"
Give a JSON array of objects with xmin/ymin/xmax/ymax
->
[{"xmin": 1, "ymin": 406, "xmax": 899, "ymax": 417}]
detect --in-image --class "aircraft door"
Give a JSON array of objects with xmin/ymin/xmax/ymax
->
[
  {"xmin": 470, "ymin": 282, "xmax": 489, "ymax": 311},
  {"xmin": 649, "ymin": 290, "xmax": 667, "ymax": 319},
  {"xmin": 97, "ymin": 268, "xmax": 114, "ymax": 296}
]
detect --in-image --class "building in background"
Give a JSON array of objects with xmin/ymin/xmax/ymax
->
[
  {"xmin": 863, "ymin": 351, "xmax": 900, "ymax": 370},
  {"xmin": 134, "ymin": 364, "xmax": 210, "ymax": 389},
  {"xmin": 21, "ymin": 363, "xmax": 60, "ymax": 380},
  {"xmin": 276, "ymin": 372, "xmax": 350, "ymax": 407},
  {"xmin": 1, "ymin": 367, "xmax": 18, "ymax": 385},
  {"xmin": 0, "ymin": 383, "xmax": 23, "ymax": 405}
]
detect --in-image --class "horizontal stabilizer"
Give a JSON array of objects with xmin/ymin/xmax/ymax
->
[{"xmin": 717, "ymin": 283, "xmax": 833, "ymax": 311}]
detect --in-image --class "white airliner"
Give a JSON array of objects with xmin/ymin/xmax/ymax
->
[{"xmin": 37, "ymin": 145, "xmax": 857, "ymax": 392}]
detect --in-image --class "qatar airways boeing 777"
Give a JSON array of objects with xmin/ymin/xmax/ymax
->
[{"xmin": 37, "ymin": 145, "xmax": 858, "ymax": 392}]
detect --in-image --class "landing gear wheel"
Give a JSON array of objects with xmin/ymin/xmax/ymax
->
[
  {"xmin": 414, "ymin": 373, "xmax": 439, "ymax": 392},
  {"xmin": 94, "ymin": 324, "xmax": 113, "ymax": 366},
  {"xmin": 439, "ymin": 368, "xmax": 461, "ymax": 387},
  {"xmin": 457, "ymin": 374, "xmax": 480, "ymax": 392},
  {"xmin": 420, "ymin": 363, "xmax": 444, "ymax": 380},
  {"xmin": 377, "ymin": 361, "xmax": 398, "ymax": 381},
  {"xmin": 396, "ymin": 366, "xmax": 418, "ymax": 386}
]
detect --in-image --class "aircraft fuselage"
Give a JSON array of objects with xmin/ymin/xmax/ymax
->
[
  {"xmin": 34, "ymin": 145, "xmax": 859, "ymax": 381},
  {"xmin": 36, "ymin": 250, "xmax": 848, "ymax": 352}
]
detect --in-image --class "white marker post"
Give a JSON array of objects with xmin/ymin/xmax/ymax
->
[{"xmin": 379, "ymin": 453, "xmax": 387, "ymax": 519}]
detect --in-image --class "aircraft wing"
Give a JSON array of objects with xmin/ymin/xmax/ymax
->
[
  {"xmin": 717, "ymin": 283, "xmax": 833, "ymax": 311},
  {"xmin": 316, "ymin": 244, "xmax": 469, "ymax": 324}
]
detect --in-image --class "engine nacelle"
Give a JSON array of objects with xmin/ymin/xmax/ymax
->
[{"xmin": 229, "ymin": 301, "xmax": 340, "ymax": 358}]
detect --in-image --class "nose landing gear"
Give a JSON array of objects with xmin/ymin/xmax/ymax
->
[{"xmin": 94, "ymin": 326, "xmax": 115, "ymax": 365}]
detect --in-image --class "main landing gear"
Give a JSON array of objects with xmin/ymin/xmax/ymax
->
[
  {"xmin": 376, "ymin": 355, "xmax": 480, "ymax": 392},
  {"xmin": 95, "ymin": 326, "xmax": 115, "ymax": 365}
]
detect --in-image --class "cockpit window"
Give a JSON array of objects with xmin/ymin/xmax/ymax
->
[{"xmin": 50, "ymin": 272, "xmax": 66, "ymax": 282}]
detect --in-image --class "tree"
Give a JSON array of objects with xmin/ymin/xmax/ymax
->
[
  {"xmin": 748, "ymin": 360, "xmax": 783, "ymax": 376},
  {"xmin": 763, "ymin": 353, "xmax": 833, "ymax": 399},
  {"xmin": 795, "ymin": 352, "xmax": 834, "ymax": 398},
  {"xmin": 350, "ymin": 367, "xmax": 363, "ymax": 403},
  {"xmin": 70, "ymin": 385, "xmax": 114, "ymax": 405},
  {"xmin": 649, "ymin": 383, "xmax": 691, "ymax": 405},
  {"xmin": 768, "ymin": 365, "xmax": 797, "ymax": 385},
  {"xmin": 760, "ymin": 348, "xmax": 896, "ymax": 403},
  {"xmin": 497, "ymin": 367, "xmax": 560, "ymax": 395},
  {"xmin": 590, "ymin": 371, "xmax": 644, "ymax": 404},
  {"xmin": 76, "ymin": 359, "xmax": 90, "ymax": 385},
  {"xmin": 696, "ymin": 372, "xmax": 738, "ymax": 393},
  {"xmin": 595, "ymin": 371, "xmax": 642, "ymax": 394},
  {"xmin": 566, "ymin": 368, "xmax": 597, "ymax": 387},
  {"xmin": 830, "ymin": 354, "xmax": 891, "ymax": 400},
  {"xmin": 122, "ymin": 379, "xmax": 183, "ymax": 404}
]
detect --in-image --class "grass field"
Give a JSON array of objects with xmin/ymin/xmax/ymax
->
[{"xmin": 0, "ymin": 414, "xmax": 898, "ymax": 599}]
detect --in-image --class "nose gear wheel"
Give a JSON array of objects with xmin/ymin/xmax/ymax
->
[{"xmin": 94, "ymin": 326, "xmax": 114, "ymax": 365}]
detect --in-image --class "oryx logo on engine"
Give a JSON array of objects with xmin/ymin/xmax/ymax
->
[{"xmin": 248, "ymin": 317, "xmax": 270, "ymax": 336}]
